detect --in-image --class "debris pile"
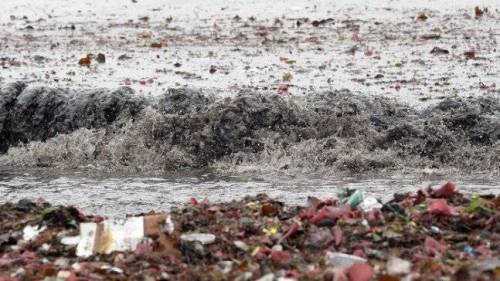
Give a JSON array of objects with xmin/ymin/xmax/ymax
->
[{"xmin": 0, "ymin": 182, "xmax": 498, "ymax": 280}]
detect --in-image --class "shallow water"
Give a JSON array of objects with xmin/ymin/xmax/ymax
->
[{"xmin": 0, "ymin": 167, "xmax": 498, "ymax": 216}]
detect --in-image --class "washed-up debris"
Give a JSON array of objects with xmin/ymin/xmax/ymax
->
[
  {"xmin": 78, "ymin": 56, "xmax": 91, "ymax": 66},
  {"xmin": 96, "ymin": 53, "xmax": 106, "ymax": 63},
  {"xmin": 474, "ymin": 6, "xmax": 487, "ymax": 19},
  {"xmin": 74, "ymin": 213, "xmax": 167, "ymax": 257},
  {"xmin": 358, "ymin": 197, "xmax": 382, "ymax": 212},
  {"xmin": 430, "ymin": 46, "xmax": 450, "ymax": 55},
  {"xmin": 0, "ymin": 182, "xmax": 498, "ymax": 280},
  {"xmin": 326, "ymin": 252, "xmax": 367, "ymax": 267},
  {"xmin": 417, "ymin": 13, "xmax": 428, "ymax": 21},
  {"xmin": 311, "ymin": 18, "xmax": 334, "ymax": 27},
  {"xmin": 387, "ymin": 256, "xmax": 411, "ymax": 275},
  {"xmin": 464, "ymin": 50, "xmax": 476, "ymax": 59},
  {"xmin": 180, "ymin": 233, "xmax": 216, "ymax": 244},
  {"xmin": 421, "ymin": 34, "xmax": 440, "ymax": 40}
]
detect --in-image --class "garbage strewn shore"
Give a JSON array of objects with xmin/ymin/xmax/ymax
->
[{"xmin": 0, "ymin": 182, "xmax": 498, "ymax": 280}]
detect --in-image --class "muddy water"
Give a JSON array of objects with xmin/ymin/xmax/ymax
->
[{"xmin": 0, "ymin": 167, "xmax": 498, "ymax": 216}]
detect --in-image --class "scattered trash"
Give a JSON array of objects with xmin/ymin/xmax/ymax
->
[
  {"xmin": 75, "ymin": 213, "xmax": 166, "ymax": 257},
  {"xmin": 0, "ymin": 183, "xmax": 498, "ymax": 280}
]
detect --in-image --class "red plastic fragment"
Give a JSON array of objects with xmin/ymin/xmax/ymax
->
[
  {"xmin": 431, "ymin": 182, "xmax": 456, "ymax": 198},
  {"xmin": 281, "ymin": 222, "xmax": 300, "ymax": 240},
  {"xmin": 278, "ymin": 84, "xmax": 289, "ymax": 94},
  {"xmin": 190, "ymin": 198, "xmax": 198, "ymax": 206},
  {"xmin": 270, "ymin": 250, "xmax": 291, "ymax": 264},
  {"xmin": 424, "ymin": 236, "xmax": 447, "ymax": 257},
  {"xmin": 298, "ymin": 208, "xmax": 315, "ymax": 220},
  {"xmin": 429, "ymin": 199, "xmax": 452, "ymax": 216},
  {"xmin": 346, "ymin": 263, "xmax": 374, "ymax": 281},
  {"xmin": 332, "ymin": 225, "xmax": 344, "ymax": 246},
  {"xmin": 311, "ymin": 205, "xmax": 353, "ymax": 225}
]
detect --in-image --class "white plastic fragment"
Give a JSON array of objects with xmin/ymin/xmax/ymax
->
[
  {"xmin": 23, "ymin": 225, "xmax": 46, "ymax": 241},
  {"xmin": 359, "ymin": 197, "xmax": 383, "ymax": 212},
  {"xmin": 56, "ymin": 270, "xmax": 72, "ymax": 281},
  {"xmin": 41, "ymin": 243, "xmax": 51, "ymax": 251},
  {"xmin": 75, "ymin": 213, "xmax": 170, "ymax": 257},
  {"xmin": 216, "ymin": 260, "xmax": 234, "ymax": 274},
  {"xmin": 164, "ymin": 215, "xmax": 175, "ymax": 235},
  {"xmin": 326, "ymin": 252, "xmax": 367, "ymax": 268},
  {"xmin": 387, "ymin": 256, "xmax": 412, "ymax": 275},
  {"xmin": 76, "ymin": 223, "xmax": 98, "ymax": 258},
  {"xmin": 61, "ymin": 236, "xmax": 80, "ymax": 246},
  {"xmin": 180, "ymin": 233, "xmax": 216, "ymax": 245},
  {"xmin": 234, "ymin": 240, "xmax": 249, "ymax": 251}
]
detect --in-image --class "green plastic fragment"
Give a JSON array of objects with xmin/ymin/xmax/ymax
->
[
  {"xmin": 347, "ymin": 190, "xmax": 363, "ymax": 208},
  {"xmin": 467, "ymin": 195, "xmax": 492, "ymax": 214}
]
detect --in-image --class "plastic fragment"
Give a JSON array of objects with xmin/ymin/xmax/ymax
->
[
  {"xmin": 346, "ymin": 263, "xmax": 374, "ymax": 281},
  {"xmin": 347, "ymin": 190, "xmax": 364, "ymax": 208},
  {"xmin": 431, "ymin": 182, "xmax": 455, "ymax": 198},
  {"xmin": 22, "ymin": 225, "xmax": 46, "ymax": 241},
  {"xmin": 387, "ymin": 256, "xmax": 411, "ymax": 275},
  {"xmin": 180, "ymin": 233, "xmax": 216, "ymax": 245},
  {"xmin": 424, "ymin": 236, "xmax": 447, "ymax": 257},
  {"xmin": 429, "ymin": 226, "xmax": 440, "ymax": 235},
  {"xmin": 60, "ymin": 236, "xmax": 80, "ymax": 246},
  {"xmin": 326, "ymin": 252, "xmax": 367, "ymax": 268},
  {"xmin": 463, "ymin": 245, "xmax": 474, "ymax": 256},
  {"xmin": 311, "ymin": 205, "xmax": 352, "ymax": 225},
  {"xmin": 429, "ymin": 199, "xmax": 452, "ymax": 216},
  {"xmin": 358, "ymin": 197, "xmax": 382, "ymax": 212},
  {"xmin": 234, "ymin": 240, "xmax": 249, "ymax": 251},
  {"xmin": 75, "ymin": 214, "xmax": 166, "ymax": 257}
]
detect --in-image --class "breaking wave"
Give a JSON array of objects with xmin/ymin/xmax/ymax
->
[{"xmin": 1, "ymin": 83, "xmax": 499, "ymax": 175}]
